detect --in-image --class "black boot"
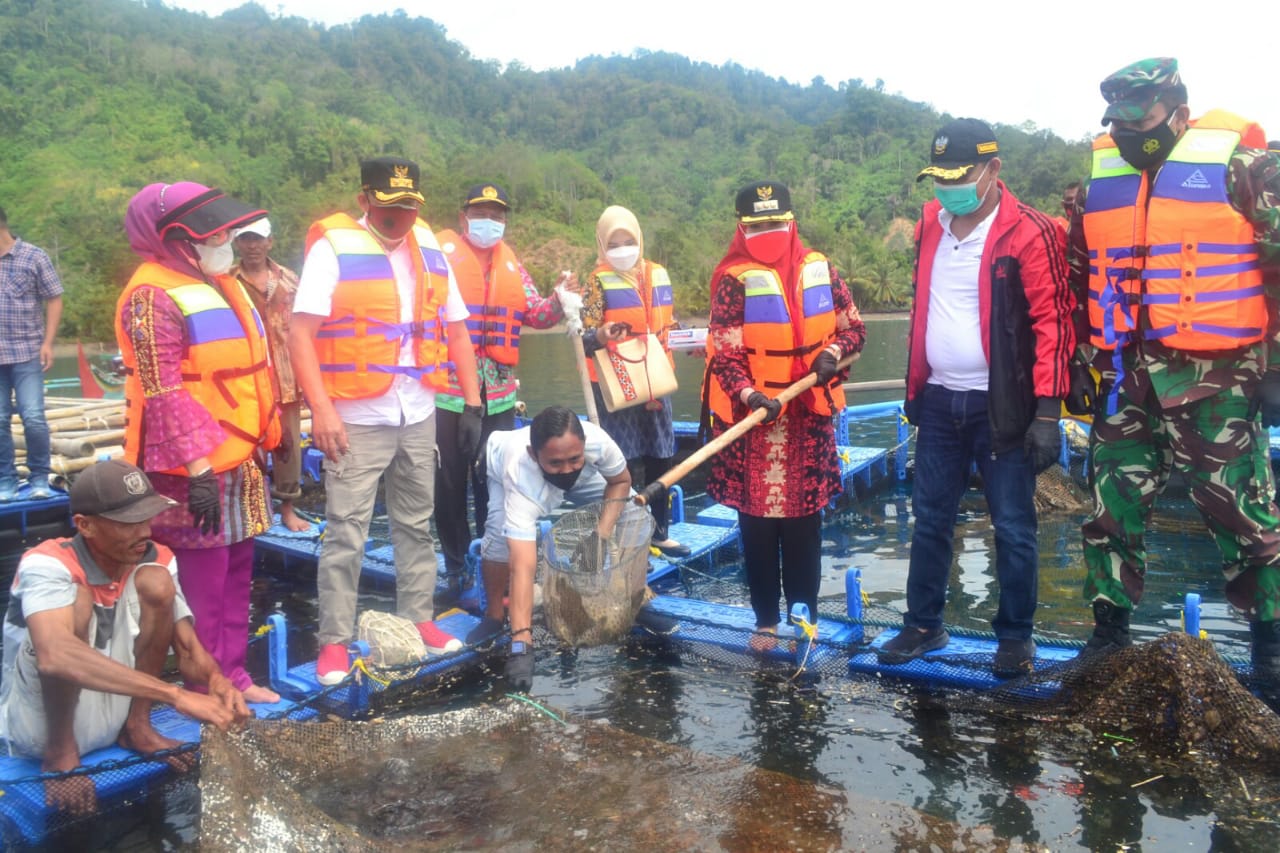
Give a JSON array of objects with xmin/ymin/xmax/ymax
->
[
  {"xmin": 1250, "ymin": 620, "xmax": 1280, "ymax": 684},
  {"xmin": 1079, "ymin": 600, "xmax": 1132, "ymax": 659}
]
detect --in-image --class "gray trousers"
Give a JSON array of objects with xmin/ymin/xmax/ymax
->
[{"xmin": 317, "ymin": 417, "xmax": 438, "ymax": 645}]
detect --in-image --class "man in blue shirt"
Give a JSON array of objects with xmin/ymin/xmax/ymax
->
[{"xmin": 0, "ymin": 205, "xmax": 64, "ymax": 501}]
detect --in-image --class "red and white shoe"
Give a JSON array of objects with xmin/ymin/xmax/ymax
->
[
  {"xmin": 316, "ymin": 643, "xmax": 349, "ymax": 686},
  {"xmin": 417, "ymin": 621, "xmax": 463, "ymax": 655}
]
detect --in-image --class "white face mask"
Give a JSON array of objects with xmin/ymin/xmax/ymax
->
[
  {"xmin": 195, "ymin": 240, "xmax": 235, "ymax": 275},
  {"xmin": 605, "ymin": 245, "xmax": 640, "ymax": 272}
]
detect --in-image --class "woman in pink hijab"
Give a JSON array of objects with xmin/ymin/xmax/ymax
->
[{"xmin": 117, "ymin": 182, "xmax": 282, "ymax": 704}]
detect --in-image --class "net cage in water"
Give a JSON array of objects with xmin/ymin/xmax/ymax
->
[
  {"xmin": 541, "ymin": 499, "xmax": 655, "ymax": 647},
  {"xmin": 199, "ymin": 699, "xmax": 1022, "ymax": 852}
]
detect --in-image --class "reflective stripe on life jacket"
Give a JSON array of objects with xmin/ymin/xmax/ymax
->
[
  {"xmin": 437, "ymin": 229, "xmax": 526, "ymax": 366},
  {"xmin": 1084, "ymin": 111, "xmax": 1266, "ymax": 352},
  {"xmin": 706, "ymin": 252, "xmax": 845, "ymax": 422},
  {"xmin": 304, "ymin": 213, "xmax": 451, "ymax": 400},
  {"xmin": 586, "ymin": 261, "xmax": 675, "ymax": 383},
  {"xmin": 117, "ymin": 262, "xmax": 279, "ymax": 475}
]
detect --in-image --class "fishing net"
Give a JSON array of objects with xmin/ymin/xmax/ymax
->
[
  {"xmin": 958, "ymin": 632, "xmax": 1280, "ymax": 763},
  {"xmin": 541, "ymin": 499, "xmax": 655, "ymax": 646},
  {"xmin": 200, "ymin": 698, "xmax": 1016, "ymax": 852},
  {"xmin": 357, "ymin": 610, "xmax": 426, "ymax": 668}
]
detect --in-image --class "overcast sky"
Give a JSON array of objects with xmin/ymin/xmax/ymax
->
[{"xmin": 166, "ymin": 0, "xmax": 1280, "ymax": 145}]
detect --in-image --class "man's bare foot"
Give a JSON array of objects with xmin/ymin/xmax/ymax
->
[
  {"xmin": 748, "ymin": 626, "xmax": 778, "ymax": 653},
  {"xmin": 280, "ymin": 503, "xmax": 310, "ymax": 532},
  {"xmin": 42, "ymin": 747, "xmax": 98, "ymax": 817},
  {"xmin": 241, "ymin": 683, "xmax": 281, "ymax": 704},
  {"xmin": 118, "ymin": 722, "xmax": 197, "ymax": 773},
  {"xmin": 45, "ymin": 775, "xmax": 98, "ymax": 817}
]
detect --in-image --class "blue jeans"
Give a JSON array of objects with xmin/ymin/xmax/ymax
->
[
  {"xmin": 905, "ymin": 384, "xmax": 1039, "ymax": 640},
  {"xmin": 0, "ymin": 357, "xmax": 50, "ymax": 488}
]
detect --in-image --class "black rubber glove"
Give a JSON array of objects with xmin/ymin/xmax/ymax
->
[
  {"xmin": 505, "ymin": 644, "xmax": 534, "ymax": 693},
  {"xmin": 745, "ymin": 391, "xmax": 782, "ymax": 424},
  {"xmin": 1064, "ymin": 359, "xmax": 1097, "ymax": 416},
  {"xmin": 811, "ymin": 350, "xmax": 839, "ymax": 386},
  {"xmin": 188, "ymin": 469, "xmax": 221, "ymax": 535},
  {"xmin": 457, "ymin": 404, "xmax": 484, "ymax": 462},
  {"xmin": 1024, "ymin": 417, "xmax": 1062, "ymax": 474},
  {"xmin": 1248, "ymin": 371, "xmax": 1280, "ymax": 427}
]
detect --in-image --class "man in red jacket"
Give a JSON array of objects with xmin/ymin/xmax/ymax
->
[{"xmin": 878, "ymin": 118, "xmax": 1073, "ymax": 678}]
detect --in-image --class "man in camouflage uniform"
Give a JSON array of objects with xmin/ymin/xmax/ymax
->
[{"xmin": 1066, "ymin": 58, "xmax": 1280, "ymax": 685}]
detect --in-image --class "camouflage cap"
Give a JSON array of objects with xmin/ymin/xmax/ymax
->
[{"xmin": 1099, "ymin": 57, "xmax": 1183, "ymax": 125}]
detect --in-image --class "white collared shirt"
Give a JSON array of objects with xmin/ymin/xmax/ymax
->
[
  {"xmin": 294, "ymin": 217, "xmax": 469, "ymax": 426},
  {"xmin": 924, "ymin": 203, "xmax": 1000, "ymax": 392}
]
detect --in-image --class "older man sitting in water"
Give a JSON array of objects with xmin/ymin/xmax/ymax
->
[{"xmin": 0, "ymin": 460, "xmax": 250, "ymax": 815}]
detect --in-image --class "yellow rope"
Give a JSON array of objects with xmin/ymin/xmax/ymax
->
[{"xmin": 788, "ymin": 613, "xmax": 819, "ymax": 681}]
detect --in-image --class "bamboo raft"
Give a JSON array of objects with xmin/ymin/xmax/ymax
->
[{"xmin": 10, "ymin": 398, "xmax": 313, "ymax": 481}]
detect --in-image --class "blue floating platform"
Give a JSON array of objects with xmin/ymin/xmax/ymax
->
[
  {"xmin": 0, "ymin": 484, "xmax": 70, "ymax": 539},
  {"xmin": 0, "ymin": 697, "xmax": 313, "ymax": 846},
  {"xmin": 253, "ymin": 517, "xmax": 485, "ymax": 611},
  {"xmin": 265, "ymin": 609, "xmax": 488, "ymax": 717},
  {"xmin": 633, "ymin": 595, "xmax": 863, "ymax": 673},
  {"xmin": 850, "ymin": 629, "xmax": 1079, "ymax": 695},
  {"xmin": 836, "ymin": 444, "xmax": 889, "ymax": 491}
]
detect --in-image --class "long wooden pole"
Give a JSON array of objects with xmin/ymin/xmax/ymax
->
[
  {"xmin": 555, "ymin": 280, "xmax": 600, "ymax": 426},
  {"xmin": 635, "ymin": 353, "xmax": 859, "ymax": 505}
]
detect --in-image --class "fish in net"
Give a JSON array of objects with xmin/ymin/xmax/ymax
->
[{"xmin": 541, "ymin": 499, "xmax": 655, "ymax": 647}]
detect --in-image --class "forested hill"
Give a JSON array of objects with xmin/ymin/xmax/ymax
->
[{"xmin": 0, "ymin": 0, "xmax": 1090, "ymax": 340}]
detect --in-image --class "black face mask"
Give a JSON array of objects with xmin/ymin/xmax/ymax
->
[
  {"xmin": 541, "ymin": 466, "xmax": 583, "ymax": 492},
  {"xmin": 1111, "ymin": 113, "xmax": 1178, "ymax": 171}
]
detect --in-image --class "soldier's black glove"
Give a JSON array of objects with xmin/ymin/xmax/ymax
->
[
  {"xmin": 1024, "ymin": 418, "xmax": 1062, "ymax": 474},
  {"xmin": 1064, "ymin": 359, "xmax": 1096, "ymax": 416},
  {"xmin": 188, "ymin": 469, "xmax": 221, "ymax": 535},
  {"xmin": 458, "ymin": 404, "xmax": 484, "ymax": 462},
  {"xmin": 1248, "ymin": 371, "xmax": 1280, "ymax": 427},
  {"xmin": 746, "ymin": 391, "xmax": 782, "ymax": 425},
  {"xmin": 810, "ymin": 350, "xmax": 840, "ymax": 386}
]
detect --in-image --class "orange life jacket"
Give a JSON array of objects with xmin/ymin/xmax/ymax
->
[
  {"xmin": 1084, "ymin": 110, "xmax": 1268, "ymax": 352},
  {"xmin": 304, "ymin": 214, "xmax": 451, "ymax": 399},
  {"xmin": 436, "ymin": 229, "xmax": 526, "ymax": 366},
  {"xmin": 586, "ymin": 260, "xmax": 675, "ymax": 383},
  {"xmin": 117, "ymin": 263, "xmax": 280, "ymax": 475},
  {"xmin": 706, "ymin": 252, "xmax": 845, "ymax": 422}
]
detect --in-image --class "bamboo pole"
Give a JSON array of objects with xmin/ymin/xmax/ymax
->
[{"xmin": 635, "ymin": 353, "xmax": 860, "ymax": 506}]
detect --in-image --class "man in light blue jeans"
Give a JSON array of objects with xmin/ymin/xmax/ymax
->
[{"xmin": 0, "ymin": 205, "xmax": 63, "ymax": 501}]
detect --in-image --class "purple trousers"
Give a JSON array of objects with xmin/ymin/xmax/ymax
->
[{"xmin": 173, "ymin": 539, "xmax": 255, "ymax": 691}]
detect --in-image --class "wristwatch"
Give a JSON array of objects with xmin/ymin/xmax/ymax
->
[{"xmin": 510, "ymin": 640, "xmax": 528, "ymax": 656}]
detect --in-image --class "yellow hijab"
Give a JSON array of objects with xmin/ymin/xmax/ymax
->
[{"xmin": 594, "ymin": 205, "xmax": 645, "ymax": 289}]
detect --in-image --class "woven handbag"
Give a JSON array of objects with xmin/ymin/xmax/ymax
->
[{"xmin": 592, "ymin": 333, "xmax": 678, "ymax": 412}]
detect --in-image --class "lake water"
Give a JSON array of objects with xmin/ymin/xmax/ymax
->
[{"xmin": 8, "ymin": 319, "xmax": 1278, "ymax": 850}]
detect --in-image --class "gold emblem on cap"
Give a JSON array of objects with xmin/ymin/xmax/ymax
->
[
  {"xmin": 977, "ymin": 142, "xmax": 999, "ymax": 155},
  {"xmin": 390, "ymin": 164, "xmax": 414, "ymax": 189},
  {"xmin": 934, "ymin": 135, "xmax": 949, "ymax": 156},
  {"xmin": 756, "ymin": 185, "xmax": 773, "ymax": 201},
  {"xmin": 482, "ymin": 186, "xmax": 498, "ymax": 200}
]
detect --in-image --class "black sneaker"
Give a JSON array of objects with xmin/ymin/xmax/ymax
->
[
  {"xmin": 993, "ymin": 638, "xmax": 1037, "ymax": 679},
  {"xmin": 877, "ymin": 627, "xmax": 949, "ymax": 664},
  {"xmin": 465, "ymin": 615, "xmax": 505, "ymax": 648}
]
